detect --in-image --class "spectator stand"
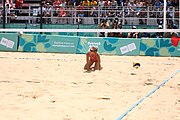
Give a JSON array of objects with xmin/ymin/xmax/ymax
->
[{"xmin": 0, "ymin": 0, "xmax": 179, "ymax": 33}]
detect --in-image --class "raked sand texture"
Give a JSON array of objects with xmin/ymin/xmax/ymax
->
[{"xmin": 0, "ymin": 52, "xmax": 179, "ymax": 120}]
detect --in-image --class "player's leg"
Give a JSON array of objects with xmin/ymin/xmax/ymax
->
[{"xmin": 84, "ymin": 60, "xmax": 94, "ymax": 71}]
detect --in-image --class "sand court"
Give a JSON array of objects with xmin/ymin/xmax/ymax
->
[{"xmin": 0, "ymin": 52, "xmax": 179, "ymax": 120}]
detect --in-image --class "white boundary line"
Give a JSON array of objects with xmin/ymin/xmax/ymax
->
[
  {"xmin": 0, "ymin": 29, "xmax": 180, "ymax": 33},
  {"xmin": 116, "ymin": 70, "xmax": 180, "ymax": 120}
]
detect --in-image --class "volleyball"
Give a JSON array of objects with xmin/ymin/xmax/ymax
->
[{"xmin": 133, "ymin": 62, "xmax": 141, "ymax": 69}]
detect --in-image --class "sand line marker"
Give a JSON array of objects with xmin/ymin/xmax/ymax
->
[{"xmin": 116, "ymin": 70, "xmax": 180, "ymax": 120}]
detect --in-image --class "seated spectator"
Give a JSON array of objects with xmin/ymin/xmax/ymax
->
[
  {"xmin": 60, "ymin": 0, "xmax": 67, "ymax": 7},
  {"xmin": 74, "ymin": 0, "xmax": 81, "ymax": 6},
  {"xmin": 45, "ymin": 0, "xmax": 53, "ymax": 5},
  {"xmin": 53, "ymin": 0, "xmax": 60, "ymax": 9},
  {"xmin": 82, "ymin": 0, "xmax": 90, "ymax": 17},
  {"xmin": 99, "ymin": 0, "xmax": 106, "ymax": 18},
  {"xmin": 151, "ymin": 25, "xmax": 164, "ymax": 38},
  {"xmin": 66, "ymin": 7, "xmax": 73, "ymax": 24},
  {"xmin": 172, "ymin": 0, "xmax": 179, "ymax": 6},
  {"xmin": 67, "ymin": 0, "xmax": 74, "ymax": 7},
  {"xmin": 76, "ymin": 3, "xmax": 85, "ymax": 24},
  {"xmin": 118, "ymin": 0, "xmax": 125, "ymax": 6},
  {"xmin": 149, "ymin": 3, "xmax": 156, "ymax": 18},
  {"xmin": 104, "ymin": 0, "xmax": 111, "ymax": 8},
  {"xmin": 156, "ymin": 4, "xmax": 164, "ymax": 26},
  {"xmin": 99, "ymin": 19, "xmax": 110, "ymax": 37},
  {"xmin": 127, "ymin": 26, "xmax": 140, "ymax": 38},
  {"xmin": 141, "ymin": 28, "xmax": 150, "ymax": 38},
  {"xmin": 36, "ymin": 3, "xmax": 46, "ymax": 23},
  {"xmin": 154, "ymin": 0, "xmax": 162, "ymax": 9},
  {"xmin": 110, "ymin": 0, "xmax": 118, "ymax": 9},
  {"xmin": 53, "ymin": 0, "xmax": 61, "ymax": 16},
  {"xmin": 90, "ymin": 0, "xmax": 97, "ymax": 7},
  {"xmin": 151, "ymin": 32, "xmax": 164, "ymax": 38},
  {"xmin": 6, "ymin": 4, "xmax": 17, "ymax": 23},
  {"xmin": 6, "ymin": 0, "xmax": 13, "ymax": 7},
  {"xmin": 57, "ymin": 6, "xmax": 67, "ymax": 24},
  {"xmin": 15, "ymin": 0, "xmax": 24, "ymax": 14},
  {"xmin": 44, "ymin": 3, "xmax": 52, "ymax": 24},
  {"xmin": 164, "ymin": 32, "xmax": 172, "ymax": 38},
  {"xmin": 124, "ymin": 1, "xmax": 136, "ymax": 17},
  {"xmin": 166, "ymin": 6, "xmax": 174, "ymax": 26},
  {"xmin": 107, "ymin": 9, "xmax": 116, "ymax": 23},
  {"xmin": 167, "ymin": 0, "xmax": 173, "ymax": 6},
  {"xmin": 171, "ymin": 32, "xmax": 178, "ymax": 37},
  {"xmin": 89, "ymin": 7, "xmax": 98, "ymax": 24},
  {"xmin": 111, "ymin": 17, "xmax": 124, "ymax": 37},
  {"xmin": 82, "ymin": 0, "xmax": 90, "ymax": 7},
  {"xmin": 98, "ymin": 0, "xmax": 105, "ymax": 8},
  {"xmin": 137, "ymin": 7, "xmax": 147, "ymax": 24}
]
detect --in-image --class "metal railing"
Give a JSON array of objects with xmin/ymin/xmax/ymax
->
[{"xmin": 0, "ymin": 5, "xmax": 179, "ymax": 28}]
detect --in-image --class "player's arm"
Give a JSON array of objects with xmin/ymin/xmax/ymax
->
[
  {"xmin": 86, "ymin": 52, "xmax": 89, "ymax": 63},
  {"xmin": 97, "ymin": 53, "xmax": 101, "ymax": 63}
]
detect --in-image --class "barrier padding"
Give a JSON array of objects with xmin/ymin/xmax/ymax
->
[
  {"xmin": 0, "ymin": 33, "xmax": 18, "ymax": 51},
  {"xmin": 140, "ymin": 38, "xmax": 180, "ymax": 56},
  {"xmin": 77, "ymin": 37, "xmax": 140, "ymax": 56},
  {"xmin": 16, "ymin": 33, "xmax": 180, "ymax": 57},
  {"xmin": 18, "ymin": 34, "xmax": 79, "ymax": 53}
]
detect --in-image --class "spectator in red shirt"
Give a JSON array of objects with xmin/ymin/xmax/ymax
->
[
  {"xmin": 15, "ymin": 0, "xmax": 24, "ymax": 14},
  {"xmin": 53, "ymin": 0, "xmax": 60, "ymax": 9},
  {"xmin": 53, "ymin": 0, "xmax": 61, "ymax": 16},
  {"xmin": 57, "ymin": 6, "xmax": 67, "ymax": 23}
]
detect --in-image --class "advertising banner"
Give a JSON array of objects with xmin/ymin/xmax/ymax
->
[
  {"xmin": 140, "ymin": 38, "xmax": 180, "ymax": 56},
  {"xmin": 18, "ymin": 34, "xmax": 79, "ymax": 53},
  {"xmin": 77, "ymin": 37, "xmax": 140, "ymax": 56},
  {"xmin": 0, "ymin": 33, "xmax": 18, "ymax": 51}
]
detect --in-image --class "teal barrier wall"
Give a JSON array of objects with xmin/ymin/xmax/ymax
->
[
  {"xmin": 140, "ymin": 38, "xmax": 180, "ymax": 56},
  {"xmin": 3, "ymin": 24, "xmax": 98, "ymax": 37},
  {"xmin": 18, "ymin": 34, "xmax": 79, "ymax": 53},
  {"xmin": 0, "ymin": 33, "xmax": 177, "ymax": 57},
  {"xmin": 77, "ymin": 37, "xmax": 140, "ymax": 55},
  {"xmin": 0, "ymin": 33, "xmax": 18, "ymax": 51}
]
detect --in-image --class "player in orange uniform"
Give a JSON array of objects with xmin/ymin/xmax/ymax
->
[{"xmin": 84, "ymin": 47, "xmax": 102, "ymax": 71}]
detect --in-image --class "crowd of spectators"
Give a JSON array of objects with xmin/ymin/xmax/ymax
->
[
  {"xmin": 0, "ymin": 0, "xmax": 179, "ymax": 38},
  {"xmin": 0, "ymin": 0, "xmax": 179, "ymax": 24}
]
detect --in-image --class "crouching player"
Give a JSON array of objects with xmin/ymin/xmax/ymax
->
[{"xmin": 84, "ymin": 47, "xmax": 102, "ymax": 71}]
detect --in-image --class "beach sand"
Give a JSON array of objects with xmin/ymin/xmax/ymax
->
[{"xmin": 0, "ymin": 52, "xmax": 179, "ymax": 120}]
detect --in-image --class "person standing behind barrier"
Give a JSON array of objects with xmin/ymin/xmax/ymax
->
[
  {"xmin": 98, "ymin": 0, "xmax": 106, "ymax": 19},
  {"xmin": 57, "ymin": 6, "xmax": 67, "ymax": 24},
  {"xmin": 66, "ymin": 7, "xmax": 73, "ymax": 24},
  {"xmin": 89, "ymin": 7, "xmax": 98, "ymax": 24},
  {"xmin": 15, "ymin": 0, "xmax": 24, "ymax": 15},
  {"xmin": 99, "ymin": 0, "xmax": 105, "ymax": 8},
  {"xmin": 44, "ymin": 3, "xmax": 52, "ymax": 24},
  {"xmin": 74, "ymin": 0, "xmax": 81, "ymax": 6},
  {"xmin": 76, "ymin": 2, "xmax": 85, "ymax": 24},
  {"xmin": 90, "ymin": 0, "xmax": 97, "ymax": 7},
  {"xmin": 36, "ymin": 3, "xmax": 46, "ymax": 23},
  {"xmin": 99, "ymin": 19, "xmax": 110, "ymax": 37},
  {"xmin": 82, "ymin": 0, "xmax": 90, "ymax": 17},
  {"xmin": 82, "ymin": 0, "xmax": 91, "ymax": 6},
  {"xmin": 104, "ymin": 0, "xmax": 111, "ymax": 8},
  {"xmin": 53, "ymin": 0, "xmax": 60, "ymax": 16},
  {"xmin": 111, "ymin": 17, "xmax": 124, "ymax": 37},
  {"xmin": 60, "ymin": 0, "xmax": 67, "ymax": 7},
  {"xmin": 5, "ymin": 0, "xmax": 13, "ymax": 7},
  {"xmin": 110, "ymin": 0, "xmax": 118, "ymax": 9},
  {"xmin": 84, "ymin": 47, "xmax": 102, "ymax": 71},
  {"xmin": 127, "ymin": 26, "xmax": 140, "ymax": 38}
]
